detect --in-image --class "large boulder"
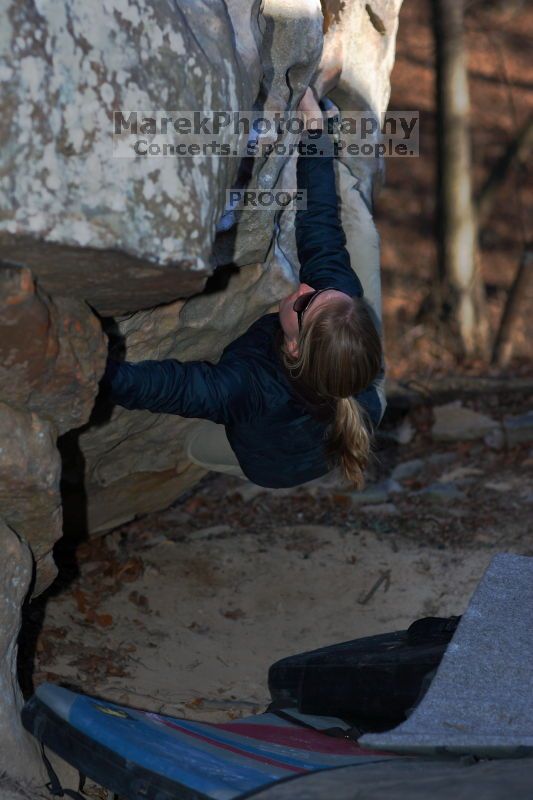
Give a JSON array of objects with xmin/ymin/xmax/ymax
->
[
  {"xmin": 0, "ymin": 266, "xmax": 106, "ymax": 435},
  {"xmin": 0, "ymin": 265, "xmax": 106, "ymax": 591},
  {"xmin": 0, "ymin": 0, "xmax": 404, "ymax": 780},
  {"xmin": 0, "ymin": 403, "xmax": 62, "ymax": 594},
  {"xmin": 0, "ymin": 0, "xmax": 254, "ymax": 314}
]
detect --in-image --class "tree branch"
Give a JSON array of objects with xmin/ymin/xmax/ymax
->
[
  {"xmin": 475, "ymin": 116, "xmax": 533, "ymax": 228},
  {"xmin": 491, "ymin": 247, "xmax": 533, "ymax": 367}
]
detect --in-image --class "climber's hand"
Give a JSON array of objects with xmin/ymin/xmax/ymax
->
[{"xmin": 297, "ymin": 87, "xmax": 324, "ymax": 131}]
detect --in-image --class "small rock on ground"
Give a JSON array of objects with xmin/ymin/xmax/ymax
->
[
  {"xmin": 413, "ymin": 482, "xmax": 467, "ymax": 504},
  {"xmin": 432, "ymin": 401, "xmax": 498, "ymax": 442}
]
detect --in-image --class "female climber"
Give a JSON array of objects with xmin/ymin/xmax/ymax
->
[{"xmin": 100, "ymin": 87, "xmax": 386, "ymax": 490}]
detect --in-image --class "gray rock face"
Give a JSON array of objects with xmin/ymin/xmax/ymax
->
[
  {"xmin": 0, "ymin": 522, "xmax": 46, "ymax": 784},
  {"xmin": 322, "ymin": 0, "xmax": 402, "ymax": 208},
  {"xmin": 0, "ymin": 266, "xmax": 106, "ymax": 436},
  {"xmin": 0, "ymin": 403, "xmax": 63, "ymax": 595},
  {"xmin": 0, "ymin": 266, "xmax": 106, "ymax": 592},
  {"xmin": 0, "ymin": 0, "xmax": 251, "ymax": 314},
  {"xmin": 213, "ymin": 0, "xmax": 324, "ymax": 270}
]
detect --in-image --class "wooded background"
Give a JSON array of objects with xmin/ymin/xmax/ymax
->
[{"xmin": 378, "ymin": 0, "xmax": 531, "ymax": 376}]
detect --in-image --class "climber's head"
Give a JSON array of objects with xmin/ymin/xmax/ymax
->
[
  {"xmin": 279, "ymin": 283, "xmax": 342, "ymax": 357},
  {"xmin": 279, "ymin": 285, "xmax": 383, "ymax": 490},
  {"xmin": 280, "ymin": 285, "xmax": 382, "ymax": 398}
]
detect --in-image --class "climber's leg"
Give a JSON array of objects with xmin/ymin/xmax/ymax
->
[
  {"xmin": 333, "ymin": 147, "xmax": 387, "ymax": 425},
  {"xmin": 184, "ymin": 419, "xmax": 247, "ymax": 479}
]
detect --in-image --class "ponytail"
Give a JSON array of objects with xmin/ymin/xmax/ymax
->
[{"xmin": 325, "ymin": 396, "xmax": 373, "ymax": 490}]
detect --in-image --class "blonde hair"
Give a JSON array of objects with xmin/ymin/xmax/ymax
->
[{"xmin": 282, "ymin": 295, "xmax": 382, "ymax": 489}]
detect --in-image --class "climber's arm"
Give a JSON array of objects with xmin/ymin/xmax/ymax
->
[
  {"xmin": 100, "ymin": 356, "xmax": 251, "ymax": 425},
  {"xmin": 295, "ymin": 129, "xmax": 363, "ymax": 298}
]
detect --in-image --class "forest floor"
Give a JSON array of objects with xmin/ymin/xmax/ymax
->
[{"xmin": 23, "ymin": 387, "xmax": 533, "ymax": 730}]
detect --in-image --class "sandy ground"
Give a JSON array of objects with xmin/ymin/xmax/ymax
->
[
  {"xmin": 30, "ymin": 520, "xmax": 492, "ymax": 720},
  {"xmin": 26, "ymin": 416, "xmax": 533, "ymax": 725}
]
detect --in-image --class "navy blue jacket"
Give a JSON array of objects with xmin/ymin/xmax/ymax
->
[{"xmin": 101, "ymin": 129, "xmax": 385, "ymax": 488}]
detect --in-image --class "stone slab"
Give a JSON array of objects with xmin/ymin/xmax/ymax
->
[{"xmin": 360, "ymin": 553, "xmax": 533, "ymax": 757}]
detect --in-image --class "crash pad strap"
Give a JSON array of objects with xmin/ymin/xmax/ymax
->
[{"xmin": 40, "ymin": 742, "xmax": 86, "ymax": 800}]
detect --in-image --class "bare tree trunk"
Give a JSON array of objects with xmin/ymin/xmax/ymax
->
[{"xmin": 433, "ymin": 0, "xmax": 490, "ymax": 359}]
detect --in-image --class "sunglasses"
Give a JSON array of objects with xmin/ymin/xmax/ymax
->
[{"xmin": 293, "ymin": 288, "xmax": 334, "ymax": 331}]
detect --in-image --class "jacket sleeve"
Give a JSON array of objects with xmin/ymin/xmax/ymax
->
[
  {"xmin": 99, "ymin": 355, "xmax": 253, "ymax": 425},
  {"xmin": 355, "ymin": 365, "xmax": 387, "ymax": 430},
  {"xmin": 295, "ymin": 129, "xmax": 363, "ymax": 297}
]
